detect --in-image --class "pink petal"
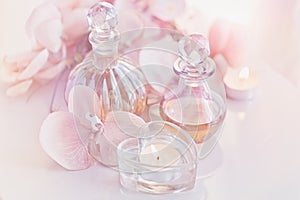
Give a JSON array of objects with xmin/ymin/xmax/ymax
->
[
  {"xmin": 114, "ymin": 0, "xmax": 136, "ymax": 11},
  {"xmin": 6, "ymin": 79, "xmax": 33, "ymax": 97},
  {"xmin": 141, "ymin": 13, "xmax": 161, "ymax": 28},
  {"xmin": 26, "ymin": 2, "xmax": 61, "ymax": 45},
  {"xmin": 91, "ymin": 111, "xmax": 145, "ymax": 166},
  {"xmin": 149, "ymin": 0, "xmax": 185, "ymax": 22},
  {"xmin": 150, "ymin": 17, "xmax": 176, "ymax": 29},
  {"xmin": 68, "ymin": 85, "xmax": 101, "ymax": 127},
  {"xmin": 39, "ymin": 111, "xmax": 93, "ymax": 170},
  {"xmin": 52, "ymin": 0, "xmax": 80, "ymax": 9},
  {"xmin": 0, "ymin": 51, "xmax": 37, "ymax": 83},
  {"xmin": 213, "ymin": 54, "xmax": 229, "ymax": 77},
  {"xmin": 3, "ymin": 51, "xmax": 38, "ymax": 68},
  {"xmin": 62, "ymin": 8, "xmax": 89, "ymax": 41},
  {"xmin": 175, "ymin": 9, "xmax": 208, "ymax": 35},
  {"xmin": 222, "ymin": 24, "xmax": 248, "ymax": 68},
  {"xmin": 35, "ymin": 61, "xmax": 65, "ymax": 80},
  {"xmin": 118, "ymin": 11, "xmax": 144, "ymax": 48},
  {"xmin": 103, "ymin": 111, "xmax": 145, "ymax": 145},
  {"xmin": 209, "ymin": 19, "xmax": 248, "ymax": 67},
  {"xmin": 18, "ymin": 49, "xmax": 49, "ymax": 80},
  {"xmin": 118, "ymin": 10, "xmax": 144, "ymax": 33},
  {"xmin": 208, "ymin": 19, "xmax": 231, "ymax": 57},
  {"xmin": 78, "ymin": 0, "xmax": 99, "ymax": 8},
  {"xmin": 104, "ymin": 0, "xmax": 115, "ymax": 5},
  {"xmin": 35, "ymin": 19, "xmax": 63, "ymax": 53},
  {"xmin": 0, "ymin": 65, "xmax": 17, "ymax": 83},
  {"xmin": 47, "ymin": 45, "xmax": 67, "ymax": 65}
]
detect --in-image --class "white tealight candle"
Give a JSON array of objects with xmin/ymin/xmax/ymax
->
[
  {"xmin": 139, "ymin": 141, "xmax": 180, "ymax": 168},
  {"xmin": 117, "ymin": 121, "xmax": 198, "ymax": 193},
  {"xmin": 223, "ymin": 67, "xmax": 258, "ymax": 100},
  {"xmin": 139, "ymin": 139, "xmax": 182, "ymax": 182}
]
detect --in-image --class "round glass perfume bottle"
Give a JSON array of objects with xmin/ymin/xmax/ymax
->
[
  {"xmin": 65, "ymin": 2, "xmax": 147, "ymax": 120},
  {"xmin": 159, "ymin": 34, "xmax": 226, "ymax": 145}
]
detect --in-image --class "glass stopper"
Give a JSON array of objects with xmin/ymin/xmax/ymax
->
[
  {"xmin": 175, "ymin": 34, "xmax": 214, "ymax": 80},
  {"xmin": 178, "ymin": 34, "xmax": 210, "ymax": 66},
  {"xmin": 87, "ymin": 2, "xmax": 118, "ymax": 33}
]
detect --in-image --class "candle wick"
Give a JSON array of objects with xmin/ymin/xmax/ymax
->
[{"xmin": 156, "ymin": 156, "xmax": 160, "ymax": 161}]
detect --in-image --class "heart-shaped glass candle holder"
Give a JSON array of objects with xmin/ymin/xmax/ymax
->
[{"xmin": 117, "ymin": 121, "xmax": 198, "ymax": 194}]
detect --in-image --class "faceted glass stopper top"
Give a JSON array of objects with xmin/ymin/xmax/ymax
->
[
  {"xmin": 178, "ymin": 34, "xmax": 210, "ymax": 66},
  {"xmin": 87, "ymin": 2, "xmax": 118, "ymax": 32}
]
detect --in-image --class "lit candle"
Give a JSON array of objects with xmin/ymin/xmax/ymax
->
[
  {"xmin": 138, "ymin": 140, "xmax": 182, "ymax": 183},
  {"xmin": 223, "ymin": 67, "xmax": 258, "ymax": 100},
  {"xmin": 117, "ymin": 121, "xmax": 198, "ymax": 193},
  {"xmin": 139, "ymin": 141, "xmax": 181, "ymax": 168}
]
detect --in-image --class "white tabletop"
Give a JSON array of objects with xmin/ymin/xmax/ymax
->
[{"xmin": 1, "ymin": 65, "xmax": 300, "ymax": 200}]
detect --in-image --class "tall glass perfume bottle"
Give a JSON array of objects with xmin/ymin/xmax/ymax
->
[
  {"xmin": 160, "ymin": 34, "xmax": 226, "ymax": 144},
  {"xmin": 65, "ymin": 2, "xmax": 147, "ymax": 120}
]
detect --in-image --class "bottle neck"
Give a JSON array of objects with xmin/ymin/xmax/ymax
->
[
  {"xmin": 92, "ymin": 46, "xmax": 118, "ymax": 70},
  {"xmin": 177, "ymin": 77, "xmax": 212, "ymax": 100},
  {"xmin": 173, "ymin": 57, "xmax": 215, "ymax": 85},
  {"xmin": 183, "ymin": 78, "xmax": 204, "ymax": 87},
  {"xmin": 89, "ymin": 30, "xmax": 120, "ymax": 70}
]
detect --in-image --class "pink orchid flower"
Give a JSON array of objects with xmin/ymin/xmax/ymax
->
[
  {"xmin": 40, "ymin": 111, "xmax": 94, "ymax": 170},
  {"xmin": 40, "ymin": 85, "xmax": 145, "ymax": 170},
  {"xmin": 0, "ymin": 49, "xmax": 66, "ymax": 97},
  {"xmin": 0, "ymin": 0, "xmax": 99, "ymax": 97},
  {"xmin": 40, "ymin": 85, "xmax": 100, "ymax": 170},
  {"xmin": 2, "ymin": 0, "xmax": 186, "ymax": 97}
]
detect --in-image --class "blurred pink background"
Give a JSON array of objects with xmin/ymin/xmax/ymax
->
[{"xmin": 1, "ymin": 0, "xmax": 300, "ymax": 87}]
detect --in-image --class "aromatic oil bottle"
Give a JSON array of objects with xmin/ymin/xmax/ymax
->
[
  {"xmin": 160, "ymin": 34, "xmax": 226, "ymax": 144},
  {"xmin": 66, "ymin": 2, "xmax": 147, "ymax": 120}
]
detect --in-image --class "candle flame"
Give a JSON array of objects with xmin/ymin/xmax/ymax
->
[
  {"xmin": 150, "ymin": 144, "xmax": 161, "ymax": 161},
  {"xmin": 150, "ymin": 144, "xmax": 158, "ymax": 154},
  {"xmin": 239, "ymin": 67, "xmax": 250, "ymax": 80}
]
